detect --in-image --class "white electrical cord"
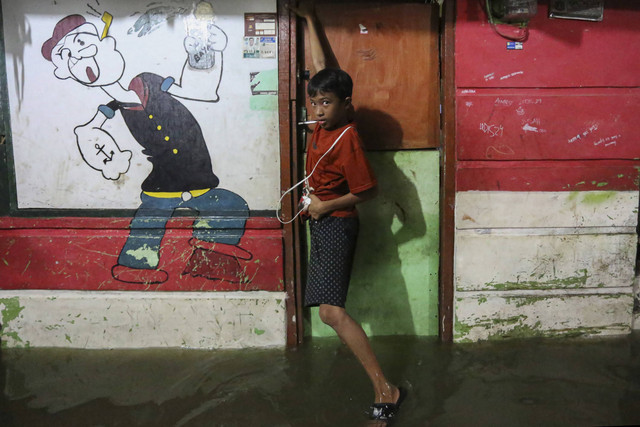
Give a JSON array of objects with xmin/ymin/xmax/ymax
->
[{"xmin": 277, "ymin": 126, "xmax": 354, "ymax": 224}]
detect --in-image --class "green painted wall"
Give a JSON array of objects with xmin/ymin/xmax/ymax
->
[{"xmin": 306, "ymin": 150, "xmax": 440, "ymax": 337}]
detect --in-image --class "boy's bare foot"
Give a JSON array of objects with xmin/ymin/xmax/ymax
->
[{"xmin": 375, "ymin": 383, "xmax": 400, "ymax": 404}]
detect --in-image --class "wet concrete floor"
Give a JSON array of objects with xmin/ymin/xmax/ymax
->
[{"xmin": 1, "ymin": 333, "xmax": 639, "ymax": 426}]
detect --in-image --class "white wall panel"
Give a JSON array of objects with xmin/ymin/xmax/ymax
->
[
  {"xmin": 0, "ymin": 290, "xmax": 287, "ymax": 349},
  {"xmin": 455, "ymin": 232, "xmax": 637, "ymax": 291},
  {"xmin": 455, "ymin": 291, "xmax": 633, "ymax": 342},
  {"xmin": 456, "ymin": 191, "xmax": 638, "ymax": 229}
]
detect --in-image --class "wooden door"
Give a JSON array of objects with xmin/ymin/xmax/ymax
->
[{"xmin": 302, "ymin": 2, "xmax": 440, "ymax": 150}]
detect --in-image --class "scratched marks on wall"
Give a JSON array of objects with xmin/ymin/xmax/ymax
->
[
  {"xmin": 477, "ymin": 97, "xmax": 546, "ymax": 144},
  {"xmin": 479, "ymin": 122, "xmax": 503, "ymax": 138},
  {"xmin": 473, "ymin": 96, "xmax": 547, "ymax": 159},
  {"xmin": 457, "ymin": 89, "xmax": 640, "ymax": 161},
  {"xmin": 568, "ymin": 124, "xmax": 621, "ymax": 148},
  {"xmin": 483, "ymin": 71, "xmax": 525, "ymax": 83}
]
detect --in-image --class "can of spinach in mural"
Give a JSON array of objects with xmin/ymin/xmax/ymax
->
[{"xmin": 185, "ymin": 1, "xmax": 227, "ymax": 69}]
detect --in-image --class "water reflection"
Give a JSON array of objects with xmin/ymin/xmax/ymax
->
[{"xmin": 2, "ymin": 334, "xmax": 640, "ymax": 426}]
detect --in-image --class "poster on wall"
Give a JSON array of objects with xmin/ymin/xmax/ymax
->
[
  {"xmin": 243, "ymin": 13, "xmax": 277, "ymax": 58},
  {"xmin": 1, "ymin": 0, "xmax": 281, "ymax": 286}
]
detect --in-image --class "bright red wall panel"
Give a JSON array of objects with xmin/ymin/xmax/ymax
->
[
  {"xmin": 457, "ymin": 88, "xmax": 640, "ymax": 161},
  {"xmin": 456, "ymin": 0, "xmax": 640, "ymax": 88},
  {"xmin": 457, "ymin": 160, "xmax": 640, "ymax": 192},
  {"xmin": 0, "ymin": 217, "xmax": 284, "ymax": 292}
]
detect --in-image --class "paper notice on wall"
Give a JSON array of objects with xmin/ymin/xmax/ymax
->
[
  {"xmin": 243, "ymin": 36, "xmax": 276, "ymax": 58},
  {"xmin": 244, "ymin": 13, "xmax": 276, "ymax": 36},
  {"xmin": 243, "ymin": 13, "xmax": 277, "ymax": 59}
]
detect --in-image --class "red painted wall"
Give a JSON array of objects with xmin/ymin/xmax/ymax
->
[
  {"xmin": 456, "ymin": 0, "xmax": 640, "ymax": 191},
  {"xmin": 456, "ymin": 1, "xmax": 640, "ymax": 88},
  {"xmin": 0, "ymin": 217, "xmax": 284, "ymax": 291},
  {"xmin": 457, "ymin": 89, "xmax": 640, "ymax": 161}
]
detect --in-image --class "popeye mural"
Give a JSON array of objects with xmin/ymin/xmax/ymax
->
[{"xmin": 40, "ymin": 2, "xmax": 252, "ymax": 285}]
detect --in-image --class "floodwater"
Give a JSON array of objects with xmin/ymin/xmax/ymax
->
[{"xmin": 1, "ymin": 333, "xmax": 640, "ymax": 426}]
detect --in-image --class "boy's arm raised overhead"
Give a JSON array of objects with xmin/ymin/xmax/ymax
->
[{"xmin": 293, "ymin": 1, "xmax": 339, "ymax": 74}]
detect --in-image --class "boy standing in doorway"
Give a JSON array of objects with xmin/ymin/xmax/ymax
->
[{"xmin": 294, "ymin": 3, "xmax": 407, "ymax": 422}]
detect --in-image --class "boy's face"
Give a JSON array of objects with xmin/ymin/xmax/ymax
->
[{"xmin": 310, "ymin": 91, "xmax": 351, "ymax": 131}]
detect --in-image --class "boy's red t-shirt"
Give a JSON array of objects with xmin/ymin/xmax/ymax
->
[{"xmin": 306, "ymin": 123, "xmax": 377, "ymax": 218}]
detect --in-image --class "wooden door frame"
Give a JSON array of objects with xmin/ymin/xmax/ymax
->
[
  {"xmin": 439, "ymin": 0, "xmax": 456, "ymax": 342},
  {"xmin": 277, "ymin": 0, "xmax": 306, "ymax": 347},
  {"xmin": 278, "ymin": 0, "xmax": 457, "ymax": 345}
]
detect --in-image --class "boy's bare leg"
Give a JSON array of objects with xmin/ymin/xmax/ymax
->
[{"xmin": 319, "ymin": 304, "xmax": 400, "ymax": 404}]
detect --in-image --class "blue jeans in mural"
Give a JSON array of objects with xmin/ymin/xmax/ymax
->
[{"xmin": 118, "ymin": 188, "xmax": 249, "ymax": 270}]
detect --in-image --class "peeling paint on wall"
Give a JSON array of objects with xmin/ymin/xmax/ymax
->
[
  {"xmin": 124, "ymin": 244, "xmax": 160, "ymax": 269},
  {"xmin": 0, "ymin": 297, "xmax": 26, "ymax": 347},
  {"xmin": 581, "ymin": 191, "xmax": 616, "ymax": 205},
  {"xmin": 454, "ymin": 292, "xmax": 633, "ymax": 342},
  {"xmin": 484, "ymin": 270, "xmax": 590, "ymax": 291}
]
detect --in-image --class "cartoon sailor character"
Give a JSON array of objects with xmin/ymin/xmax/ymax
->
[{"xmin": 41, "ymin": 6, "xmax": 252, "ymax": 285}]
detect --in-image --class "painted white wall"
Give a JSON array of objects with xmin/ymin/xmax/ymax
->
[
  {"xmin": 0, "ymin": 290, "xmax": 287, "ymax": 349},
  {"xmin": 454, "ymin": 191, "xmax": 638, "ymax": 342},
  {"xmin": 2, "ymin": 0, "xmax": 280, "ymax": 211},
  {"xmin": 455, "ymin": 290, "xmax": 634, "ymax": 342}
]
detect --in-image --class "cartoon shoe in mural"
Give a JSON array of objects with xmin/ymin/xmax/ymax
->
[
  {"xmin": 111, "ymin": 264, "xmax": 169, "ymax": 285},
  {"xmin": 183, "ymin": 238, "xmax": 253, "ymax": 283},
  {"xmin": 41, "ymin": 2, "xmax": 252, "ymax": 286}
]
